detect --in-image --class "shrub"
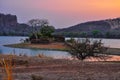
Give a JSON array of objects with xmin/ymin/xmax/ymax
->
[
  {"xmin": 0, "ymin": 55, "xmax": 14, "ymax": 80},
  {"xmin": 66, "ymin": 38, "xmax": 75, "ymax": 43},
  {"xmin": 67, "ymin": 38, "xmax": 108, "ymax": 60}
]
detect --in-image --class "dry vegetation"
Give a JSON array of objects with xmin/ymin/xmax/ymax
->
[
  {"xmin": 0, "ymin": 54, "xmax": 120, "ymax": 80},
  {"xmin": 0, "ymin": 55, "xmax": 14, "ymax": 80}
]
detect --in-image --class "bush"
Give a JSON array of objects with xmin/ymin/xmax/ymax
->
[
  {"xmin": 67, "ymin": 38, "xmax": 108, "ymax": 60},
  {"xmin": 66, "ymin": 38, "xmax": 75, "ymax": 43},
  {"xmin": 53, "ymin": 35, "xmax": 65, "ymax": 42},
  {"xmin": 40, "ymin": 25, "xmax": 55, "ymax": 37}
]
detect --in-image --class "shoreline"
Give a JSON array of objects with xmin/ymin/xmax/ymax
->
[
  {"xmin": 4, "ymin": 42, "xmax": 69, "ymax": 51},
  {"xmin": 4, "ymin": 42, "xmax": 120, "ymax": 55}
]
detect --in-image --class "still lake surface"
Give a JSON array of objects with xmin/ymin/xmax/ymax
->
[
  {"xmin": 0, "ymin": 36, "xmax": 70, "ymax": 59},
  {"xmin": 0, "ymin": 36, "xmax": 120, "ymax": 58}
]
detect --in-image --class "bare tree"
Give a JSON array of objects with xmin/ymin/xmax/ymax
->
[
  {"xmin": 28, "ymin": 19, "xmax": 49, "ymax": 39},
  {"xmin": 66, "ymin": 38, "xmax": 108, "ymax": 60}
]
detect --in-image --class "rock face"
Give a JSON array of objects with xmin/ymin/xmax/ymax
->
[
  {"xmin": 0, "ymin": 13, "xmax": 17, "ymax": 27},
  {"xmin": 105, "ymin": 18, "xmax": 120, "ymax": 29},
  {"xmin": 0, "ymin": 13, "xmax": 45, "ymax": 36},
  {"xmin": 0, "ymin": 13, "xmax": 31, "ymax": 36}
]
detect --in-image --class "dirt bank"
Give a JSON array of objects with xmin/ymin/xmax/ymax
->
[
  {"xmin": 0, "ymin": 54, "xmax": 120, "ymax": 80},
  {"xmin": 4, "ymin": 42, "xmax": 68, "ymax": 51}
]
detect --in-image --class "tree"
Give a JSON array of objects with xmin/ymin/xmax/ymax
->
[
  {"xmin": 80, "ymin": 32, "xmax": 87, "ymax": 37},
  {"xmin": 28, "ymin": 19, "xmax": 49, "ymax": 39},
  {"xmin": 40, "ymin": 25, "xmax": 55, "ymax": 37},
  {"xmin": 92, "ymin": 30, "xmax": 101, "ymax": 38},
  {"xmin": 67, "ymin": 38, "xmax": 108, "ymax": 60},
  {"xmin": 105, "ymin": 32, "xmax": 111, "ymax": 38}
]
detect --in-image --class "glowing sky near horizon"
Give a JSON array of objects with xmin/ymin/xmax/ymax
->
[{"xmin": 0, "ymin": 0, "xmax": 120, "ymax": 28}]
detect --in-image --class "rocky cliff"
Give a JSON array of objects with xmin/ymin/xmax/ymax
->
[
  {"xmin": 0, "ymin": 13, "xmax": 17, "ymax": 27},
  {"xmin": 0, "ymin": 13, "xmax": 31, "ymax": 36}
]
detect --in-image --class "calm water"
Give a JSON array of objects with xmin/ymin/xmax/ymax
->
[
  {"xmin": 0, "ymin": 36, "xmax": 70, "ymax": 59},
  {"xmin": 0, "ymin": 36, "xmax": 120, "ymax": 58},
  {"xmin": 66, "ymin": 38, "xmax": 120, "ymax": 48}
]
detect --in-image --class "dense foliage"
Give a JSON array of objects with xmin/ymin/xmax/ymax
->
[{"xmin": 40, "ymin": 26, "xmax": 55, "ymax": 37}]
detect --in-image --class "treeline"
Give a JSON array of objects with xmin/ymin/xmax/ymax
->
[
  {"xmin": 56, "ymin": 30, "xmax": 120, "ymax": 39},
  {"xmin": 0, "ymin": 31, "xmax": 28, "ymax": 36}
]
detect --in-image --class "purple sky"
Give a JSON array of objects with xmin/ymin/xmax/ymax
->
[{"xmin": 0, "ymin": 0, "xmax": 120, "ymax": 28}]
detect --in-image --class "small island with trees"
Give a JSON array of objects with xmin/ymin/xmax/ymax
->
[
  {"xmin": 5, "ymin": 19, "xmax": 67, "ymax": 51},
  {"xmin": 28, "ymin": 19, "xmax": 65, "ymax": 44}
]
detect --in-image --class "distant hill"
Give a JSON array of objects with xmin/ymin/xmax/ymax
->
[{"xmin": 55, "ymin": 18, "xmax": 120, "ymax": 38}]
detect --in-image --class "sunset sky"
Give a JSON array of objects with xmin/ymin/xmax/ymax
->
[{"xmin": 0, "ymin": 0, "xmax": 120, "ymax": 28}]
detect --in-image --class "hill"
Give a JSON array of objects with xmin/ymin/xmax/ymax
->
[{"xmin": 55, "ymin": 18, "xmax": 120, "ymax": 38}]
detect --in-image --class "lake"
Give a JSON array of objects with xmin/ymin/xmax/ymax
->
[
  {"xmin": 0, "ymin": 36, "xmax": 70, "ymax": 59},
  {"xmin": 66, "ymin": 38, "xmax": 120, "ymax": 48},
  {"xmin": 0, "ymin": 36, "xmax": 120, "ymax": 58}
]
